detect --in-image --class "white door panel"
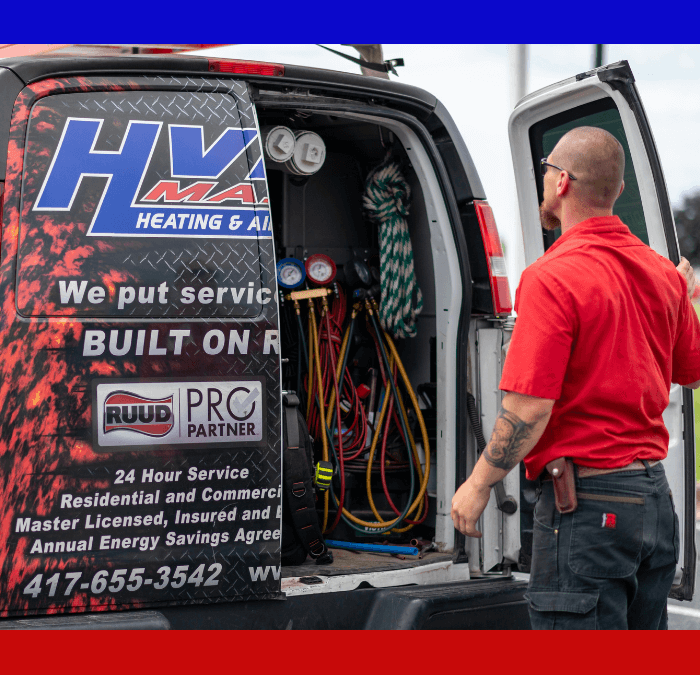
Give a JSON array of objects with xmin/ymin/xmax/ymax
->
[
  {"xmin": 477, "ymin": 328, "xmax": 503, "ymax": 572},
  {"xmin": 476, "ymin": 327, "xmax": 521, "ymax": 571},
  {"xmin": 662, "ymin": 384, "xmax": 689, "ymax": 585}
]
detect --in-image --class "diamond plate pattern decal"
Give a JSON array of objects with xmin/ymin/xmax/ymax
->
[
  {"xmin": 19, "ymin": 88, "xmax": 268, "ymax": 320},
  {"xmin": 0, "ymin": 74, "xmax": 283, "ymax": 616}
]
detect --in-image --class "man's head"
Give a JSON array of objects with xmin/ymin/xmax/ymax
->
[{"xmin": 540, "ymin": 126, "xmax": 625, "ymax": 231}]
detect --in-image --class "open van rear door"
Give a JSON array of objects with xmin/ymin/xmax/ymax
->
[{"xmin": 508, "ymin": 60, "xmax": 696, "ymax": 600}]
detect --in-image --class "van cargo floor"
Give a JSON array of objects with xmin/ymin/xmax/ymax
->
[{"xmin": 281, "ymin": 548, "xmax": 453, "ymax": 578}]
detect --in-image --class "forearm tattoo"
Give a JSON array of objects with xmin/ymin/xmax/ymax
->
[{"xmin": 483, "ymin": 406, "xmax": 541, "ymax": 472}]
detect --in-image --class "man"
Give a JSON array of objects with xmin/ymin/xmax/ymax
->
[{"xmin": 451, "ymin": 126, "xmax": 700, "ymax": 630}]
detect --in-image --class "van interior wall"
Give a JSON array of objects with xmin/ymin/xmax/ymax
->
[
  {"xmin": 263, "ymin": 113, "xmax": 441, "ymax": 568},
  {"xmin": 400, "ymin": 164, "xmax": 438, "ymax": 509}
]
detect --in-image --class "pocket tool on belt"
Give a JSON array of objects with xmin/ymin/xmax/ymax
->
[{"xmin": 546, "ymin": 457, "xmax": 578, "ymax": 513}]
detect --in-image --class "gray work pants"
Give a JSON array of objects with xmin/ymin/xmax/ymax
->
[{"xmin": 525, "ymin": 462, "xmax": 679, "ymax": 629}]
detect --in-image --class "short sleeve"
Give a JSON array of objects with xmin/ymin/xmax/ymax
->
[
  {"xmin": 671, "ymin": 292, "xmax": 700, "ymax": 385},
  {"xmin": 499, "ymin": 266, "xmax": 575, "ymax": 400}
]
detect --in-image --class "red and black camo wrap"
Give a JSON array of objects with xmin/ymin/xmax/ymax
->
[{"xmin": 0, "ymin": 75, "xmax": 282, "ymax": 616}]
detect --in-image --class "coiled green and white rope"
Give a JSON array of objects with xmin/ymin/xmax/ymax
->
[{"xmin": 363, "ymin": 161, "xmax": 423, "ymax": 339}]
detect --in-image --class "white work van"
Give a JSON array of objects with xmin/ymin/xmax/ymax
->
[{"xmin": 0, "ymin": 54, "xmax": 692, "ymax": 629}]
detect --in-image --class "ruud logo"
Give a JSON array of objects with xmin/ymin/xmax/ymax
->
[
  {"xmin": 93, "ymin": 378, "xmax": 265, "ymax": 451},
  {"xmin": 103, "ymin": 392, "xmax": 174, "ymax": 437}
]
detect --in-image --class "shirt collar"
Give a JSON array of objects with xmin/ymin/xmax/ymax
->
[{"xmin": 545, "ymin": 216, "xmax": 633, "ymax": 256}]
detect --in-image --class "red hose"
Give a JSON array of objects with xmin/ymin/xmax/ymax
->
[
  {"xmin": 304, "ymin": 286, "xmax": 427, "ymax": 530},
  {"xmin": 378, "ymin": 362, "xmax": 428, "ymax": 525},
  {"xmin": 368, "ymin": 324, "xmax": 407, "ymax": 444},
  {"xmin": 325, "ymin": 308, "xmax": 345, "ymax": 532},
  {"xmin": 318, "ymin": 291, "xmax": 367, "ymax": 460}
]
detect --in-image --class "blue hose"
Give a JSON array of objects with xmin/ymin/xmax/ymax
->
[{"xmin": 325, "ymin": 539, "xmax": 419, "ymax": 556}]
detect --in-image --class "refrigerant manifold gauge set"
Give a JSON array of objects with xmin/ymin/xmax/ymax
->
[{"xmin": 276, "ymin": 250, "xmax": 432, "ymax": 543}]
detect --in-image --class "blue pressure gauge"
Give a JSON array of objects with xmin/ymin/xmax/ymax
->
[{"xmin": 276, "ymin": 258, "xmax": 306, "ymax": 289}]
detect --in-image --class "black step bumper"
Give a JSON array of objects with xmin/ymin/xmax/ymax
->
[{"xmin": 0, "ymin": 576, "xmax": 530, "ymax": 630}]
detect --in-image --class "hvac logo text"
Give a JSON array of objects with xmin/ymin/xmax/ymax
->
[{"xmin": 33, "ymin": 116, "xmax": 271, "ymax": 239}]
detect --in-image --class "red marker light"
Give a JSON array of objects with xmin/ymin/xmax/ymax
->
[
  {"xmin": 208, "ymin": 59, "xmax": 285, "ymax": 77},
  {"xmin": 474, "ymin": 200, "xmax": 512, "ymax": 315}
]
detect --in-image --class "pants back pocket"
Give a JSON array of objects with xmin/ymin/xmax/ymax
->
[{"xmin": 568, "ymin": 491, "xmax": 645, "ymax": 579}]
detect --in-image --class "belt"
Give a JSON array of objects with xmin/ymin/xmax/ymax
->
[{"xmin": 543, "ymin": 459, "xmax": 660, "ymax": 481}]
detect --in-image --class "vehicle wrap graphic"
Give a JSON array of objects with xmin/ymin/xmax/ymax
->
[
  {"xmin": 18, "ymin": 87, "xmax": 274, "ymax": 320},
  {"xmin": 34, "ymin": 114, "xmax": 271, "ymax": 239},
  {"xmin": 0, "ymin": 75, "xmax": 282, "ymax": 618}
]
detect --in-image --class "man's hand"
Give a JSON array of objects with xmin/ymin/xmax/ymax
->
[
  {"xmin": 677, "ymin": 256, "xmax": 697, "ymax": 299},
  {"xmin": 451, "ymin": 477, "xmax": 491, "ymax": 538},
  {"xmin": 451, "ymin": 392, "xmax": 554, "ymax": 537}
]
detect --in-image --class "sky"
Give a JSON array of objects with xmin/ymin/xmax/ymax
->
[{"xmin": 192, "ymin": 44, "xmax": 700, "ymax": 287}]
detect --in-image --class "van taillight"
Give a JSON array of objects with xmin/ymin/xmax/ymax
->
[
  {"xmin": 208, "ymin": 59, "xmax": 284, "ymax": 76},
  {"xmin": 474, "ymin": 200, "xmax": 512, "ymax": 315}
]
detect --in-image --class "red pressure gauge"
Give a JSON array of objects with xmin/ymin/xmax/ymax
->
[{"xmin": 305, "ymin": 254, "xmax": 337, "ymax": 286}]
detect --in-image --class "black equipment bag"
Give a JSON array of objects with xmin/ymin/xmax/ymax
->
[{"xmin": 281, "ymin": 393, "xmax": 331, "ymax": 566}]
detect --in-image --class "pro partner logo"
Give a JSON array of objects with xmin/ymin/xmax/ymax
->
[
  {"xmin": 94, "ymin": 379, "xmax": 265, "ymax": 450},
  {"xmin": 103, "ymin": 391, "xmax": 174, "ymax": 437}
]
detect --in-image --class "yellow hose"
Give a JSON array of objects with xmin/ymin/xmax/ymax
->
[
  {"xmin": 302, "ymin": 298, "xmax": 430, "ymax": 533},
  {"xmin": 364, "ymin": 375, "xmax": 393, "ymax": 518},
  {"xmin": 364, "ymin": 356, "xmax": 425, "ymax": 533},
  {"xmin": 383, "ymin": 325, "xmax": 431, "ymax": 500},
  {"xmin": 308, "ymin": 301, "xmax": 329, "ymax": 531},
  {"xmin": 385, "ymin": 386, "xmax": 426, "ymax": 532},
  {"xmin": 325, "ymin": 318, "xmax": 352, "ymax": 430},
  {"xmin": 397, "ymin": 386, "xmax": 422, "ymax": 480},
  {"xmin": 335, "ymin": 325, "xmax": 431, "ymax": 529}
]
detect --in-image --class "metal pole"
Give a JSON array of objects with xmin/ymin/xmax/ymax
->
[
  {"xmin": 508, "ymin": 45, "xmax": 529, "ymax": 291},
  {"xmin": 594, "ymin": 44, "xmax": 605, "ymax": 68},
  {"xmin": 509, "ymin": 44, "xmax": 528, "ymax": 107}
]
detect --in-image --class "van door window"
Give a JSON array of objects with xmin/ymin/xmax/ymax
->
[
  {"xmin": 17, "ymin": 90, "xmax": 269, "ymax": 319},
  {"xmin": 529, "ymin": 98, "xmax": 648, "ymax": 249}
]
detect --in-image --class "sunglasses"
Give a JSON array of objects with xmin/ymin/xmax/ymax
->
[{"xmin": 540, "ymin": 158, "xmax": 577, "ymax": 181}]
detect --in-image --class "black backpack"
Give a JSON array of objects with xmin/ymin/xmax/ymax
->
[{"xmin": 281, "ymin": 393, "xmax": 332, "ymax": 566}]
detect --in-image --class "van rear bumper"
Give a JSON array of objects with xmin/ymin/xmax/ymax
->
[{"xmin": 0, "ymin": 578, "xmax": 529, "ymax": 629}]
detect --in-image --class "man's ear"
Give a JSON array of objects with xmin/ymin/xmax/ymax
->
[
  {"xmin": 556, "ymin": 172, "xmax": 571, "ymax": 197},
  {"xmin": 618, "ymin": 180, "xmax": 625, "ymax": 197}
]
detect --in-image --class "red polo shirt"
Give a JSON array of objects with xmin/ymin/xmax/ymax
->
[{"xmin": 499, "ymin": 216, "xmax": 700, "ymax": 480}]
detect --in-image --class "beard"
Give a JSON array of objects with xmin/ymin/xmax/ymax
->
[{"xmin": 539, "ymin": 203, "xmax": 561, "ymax": 231}]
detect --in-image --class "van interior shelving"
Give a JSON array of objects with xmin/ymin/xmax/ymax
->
[{"xmin": 257, "ymin": 106, "xmax": 453, "ymax": 576}]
